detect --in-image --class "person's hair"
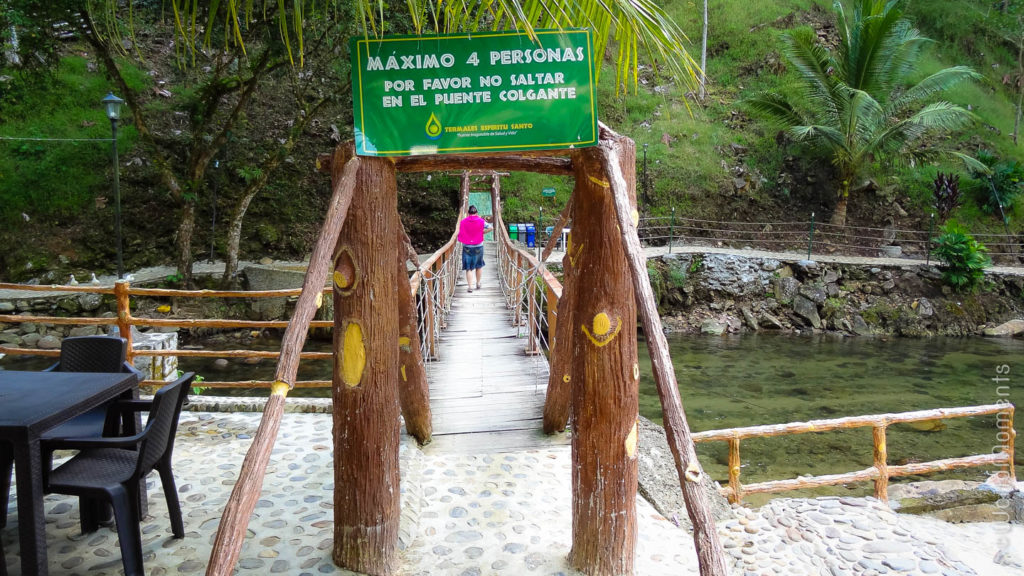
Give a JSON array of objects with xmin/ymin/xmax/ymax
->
[{"xmin": 468, "ymin": 205, "xmax": 478, "ymax": 214}]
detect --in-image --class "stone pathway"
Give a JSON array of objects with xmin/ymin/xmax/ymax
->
[{"xmin": 3, "ymin": 411, "xmax": 1022, "ymax": 575}]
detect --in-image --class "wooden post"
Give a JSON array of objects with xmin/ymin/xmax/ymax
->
[
  {"xmin": 423, "ymin": 274, "xmax": 437, "ymax": 360},
  {"xmin": 1006, "ymin": 408, "xmax": 1017, "ymax": 482},
  {"xmin": 542, "ymin": 225, "xmax": 577, "ymax": 435},
  {"xmin": 546, "ymin": 285, "xmax": 558, "ymax": 347},
  {"xmin": 567, "ymin": 144, "xmax": 639, "ymax": 576},
  {"xmin": 600, "ymin": 125, "xmax": 728, "ymax": 576},
  {"xmin": 872, "ymin": 425, "xmax": 889, "ymax": 501},
  {"xmin": 727, "ymin": 438, "xmax": 742, "ymax": 504},
  {"xmin": 114, "ymin": 281, "xmax": 133, "ymax": 363},
  {"xmin": 526, "ymin": 274, "xmax": 538, "ymax": 354},
  {"xmin": 397, "ymin": 252, "xmax": 432, "ymax": 445},
  {"xmin": 332, "ymin": 152, "xmax": 401, "ymax": 574}
]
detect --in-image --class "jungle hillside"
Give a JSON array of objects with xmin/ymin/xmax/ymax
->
[{"xmin": 1, "ymin": 0, "xmax": 1022, "ymax": 285}]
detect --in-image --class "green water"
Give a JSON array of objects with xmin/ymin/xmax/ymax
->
[{"xmin": 638, "ymin": 334, "xmax": 1022, "ymax": 499}]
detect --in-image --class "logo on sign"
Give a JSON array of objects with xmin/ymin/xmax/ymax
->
[{"xmin": 425, "ymin": 113, "xmax": 443, "ymax": 140}]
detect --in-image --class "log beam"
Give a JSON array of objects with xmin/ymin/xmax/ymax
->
[
  {"xmin": 332, "ymin": 150, "xmax": 401, "ymax": 574},
  {"xmin": 206, "ymin": 150, "xmax": 360, "ymax": 576},
  {"xmin": 600, "ymin": 129, "xmax": 728, "ymax": 576}
]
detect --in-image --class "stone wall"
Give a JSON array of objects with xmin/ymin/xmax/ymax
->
[{"xmin": 646, "ymin": 253, "xmax": 1024, "ymax": 337}]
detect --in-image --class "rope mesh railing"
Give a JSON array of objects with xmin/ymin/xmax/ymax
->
[{"xmin": 413, "ymin": 242, "xmax": 462, "ymax": 361}]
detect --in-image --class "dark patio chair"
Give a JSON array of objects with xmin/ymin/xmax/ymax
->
[
  {"xmin": 44, "ymin": 372, "xmax": 194, "ymax": 576},
  {"xmin": 1, "ymin": 337, "xmax": 141, "ymax": 531},
  {"xmin": 43, "ymin": 336, "xmax": 142, "ymax": 439}
]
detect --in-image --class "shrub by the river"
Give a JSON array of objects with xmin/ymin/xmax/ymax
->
[{"xmin": 932, "ymin": 221, "xmax": 991, "ymax": 292}]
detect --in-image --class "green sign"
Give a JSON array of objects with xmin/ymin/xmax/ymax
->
[
  {"xmin": 542, "ymin": 187, "xmax": 556, "ymax": 197},
  {"xmin": 351, "ymin": 30, "xmax": 598, "ymax": 157}
]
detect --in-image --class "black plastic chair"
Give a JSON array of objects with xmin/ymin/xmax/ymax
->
[
  {"xmin": 1, "ymin": 337, "xmax": 140, "ymax": 532},
  {"xmin": 43, "ymin": 336, "xmax": 142, "ymax": 439},
  {"xmin": 44, "ymin": 372, "xmax": 194, "ymax": 576}
]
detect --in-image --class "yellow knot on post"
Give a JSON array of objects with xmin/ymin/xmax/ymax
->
[
  {"xmin": 271, "ymin": 380, "xmax": 290, "ymax": 397},
  {"xmin": 684, "ymin": 461, "xmax": 702, "ymax": 483}
]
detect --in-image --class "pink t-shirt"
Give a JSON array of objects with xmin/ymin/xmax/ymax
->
[{"xmin": 458, "ymin": 215, "xmax": 490, "ymax": 245}]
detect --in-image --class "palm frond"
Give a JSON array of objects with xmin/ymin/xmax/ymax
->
[
  {"xmin": 742, "ymin": 92, "xmax": 807, "ymax": 128},
  {"xmin": 782, "ymin": 28, "xmax": 837, "ymax": 100},
  {"xmin": 887, "ymin": 66, "xmax": 982, "ymax": 116}
]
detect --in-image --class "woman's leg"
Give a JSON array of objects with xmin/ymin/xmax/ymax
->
[
  {"xmin": 475, "ymin": 268, "xmax": 483, "ymax": 287},
  {"xmin": 465, "ymin": 270, "xmax": 474, "ymax": 290}
]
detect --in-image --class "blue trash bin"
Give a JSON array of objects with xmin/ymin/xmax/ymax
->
[{"xmin": 526, "ymin": 224, "xmax": 536, "ymax": 248}]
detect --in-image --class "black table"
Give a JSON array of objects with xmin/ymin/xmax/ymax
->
[{"xmin": 0, "ymin": 370, "xmax": 139, "ymax": 576}]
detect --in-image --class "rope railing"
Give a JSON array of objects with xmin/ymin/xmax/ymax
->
[
  {"xmin": 636, "ymin": 214, "xmax": 1023, "ymax": 262},
  {"xmin": 494, "ymin": 187, "xmax": 562, "ymax": 363}
]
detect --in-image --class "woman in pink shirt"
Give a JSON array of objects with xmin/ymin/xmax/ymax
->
[{"xmin": 458, "ymin": 206, "xmax": 493, "ymax": 292}]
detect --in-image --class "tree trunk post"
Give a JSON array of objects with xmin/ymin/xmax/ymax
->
[
  {"xmin": 114, "ymin": 280, "xmax": 134, "ymax": 365},
  {"xmin": 567, "ymin": 143, "xmax": 639, "ymax": 575},
  {"xmin": 526, "ymin": 273, "xmax": 539, "ymax": 354},
  {"xmin": 542, "ymin": 226, "xmax": 578, "ymax": 435},
  {"xmin": 331, "ymin": 152, "xmax": 401, "ymax": 575},
  {"xmin": 397, "ymin": 253, "xmax": 432, "ymax": 445},
  {"xmin": 600, "ymin": 123, "xmax": 729, "ymax": 576},
  {"xmin": 727, "ymin": 437, "xmax": 742, "ymax": 504},
  {"xmin": 873, "ymin": 425, "xmax": 889, "ymax": 501},
  {"xmin": 546, "ymin": 285, "xmax": 558, "ymax": 347}
]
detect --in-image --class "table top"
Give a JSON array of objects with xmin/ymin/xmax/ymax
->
[{"xmin": 0, "ymin": 370, "xmax": 138, "ymax": 434}]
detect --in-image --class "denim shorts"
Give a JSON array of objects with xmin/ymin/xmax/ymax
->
[{"xmin": 462, "ymin": 245, "xmax": 485, "ymax": 271}]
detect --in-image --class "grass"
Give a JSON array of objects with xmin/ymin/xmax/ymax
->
[
  {"xmin": 0, "ymin": 56, "xmax": 145, "ymax": 226},
  {"xmin": 501, "ymin": 0, "xmax": 1023, "ymax": 236}
]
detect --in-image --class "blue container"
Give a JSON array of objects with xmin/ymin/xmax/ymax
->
[
  {"xmin": 526, "ymin": 224, "xmax": 536, "ymax": 248},
  {"xmin": 509, "ymin": 224, "xmax": 518, "ymax": 241}
]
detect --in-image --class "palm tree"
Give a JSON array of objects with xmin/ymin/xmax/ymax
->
[
  {"xmin": 31, "ymin": 0, "xmax": 700, "ymax": 282},
  {"xmin": 145, "ymin": 0, "xmax": 702, "ymax": 95},
  {"xmin": 744, "ymin": 0, "xmax": 982, "ymax": 227}
]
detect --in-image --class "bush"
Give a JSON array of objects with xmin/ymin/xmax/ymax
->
[
  {"xmin": 969, "ymin": 150, "xmax": 1023, "ymax": 220},
  {"xmin": 931, "ymin": 221, "xmax": 991, "ymax": 292}
]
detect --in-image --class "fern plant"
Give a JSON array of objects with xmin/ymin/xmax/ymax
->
[{"xmin": 931, "ymin": 222, "xmax": 991, "ymax": 292}]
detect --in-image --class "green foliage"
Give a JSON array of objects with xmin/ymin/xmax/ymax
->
[
  {"xmin": 741, "ymin": 0, "xmax": 981, "ymax": 224},
  {"xmin": 967, "ymin": 150, "xmax": 1023, "ymax": 220},
  {"xmin": 664, "ymin": 258, "xmax": 688, "ymax": 288},
  {"xmin": 647, "ymin": 264, "xmax": 665, "ymax": 304},
  {"xmin": 0, "ymin": 57, "xmax": 142, "ymax": 226},
  {"xmin": 821, "ymin": 297, "xmax": 845, "ymax": 320},
  {"xmin": 931, "ymin": 221, "xmax": 991, "ymax": 292},
  {"xmin": 688, "ymin": 254, "xmax": 703, "ymax": 274}
]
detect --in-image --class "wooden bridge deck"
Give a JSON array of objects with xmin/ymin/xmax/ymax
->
[{"xmin": 424, "ymin": 243, "xmax": 568, "ymax": 453}]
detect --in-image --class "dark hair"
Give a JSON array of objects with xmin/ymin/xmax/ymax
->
[{"xmin": 468, "ymin": 205, "xmax": 478, "ymax": 214}]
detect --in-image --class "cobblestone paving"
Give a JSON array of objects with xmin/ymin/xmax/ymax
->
[{"xmin": 1, "ymin": 412, "xmax": 1011, "ymax": 575}]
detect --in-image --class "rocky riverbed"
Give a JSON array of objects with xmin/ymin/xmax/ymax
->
[{"xmin": 643, "ymin": 253, "xmax": 1024, "ymax": 337}]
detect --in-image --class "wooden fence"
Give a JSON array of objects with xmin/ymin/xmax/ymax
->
[
  {"xmin": 692, "ymin": 403, "xmax": 1017, "ymax": 503},
  {"xmin": 0, "ymin": 236, "xmax": 457, "ymax": 391}
]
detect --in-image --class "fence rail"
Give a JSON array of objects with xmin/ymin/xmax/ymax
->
[
  {"xmin": 692, "ymin": 404, "xmax": 1017, "ymax": 503},
  {"xmin": 636, "ymin": 213, "xmax": 1023, "ymax": 263},
  {"xmin": 0, "ymin": 224, "xmax": 461, "ymax": 390}
]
